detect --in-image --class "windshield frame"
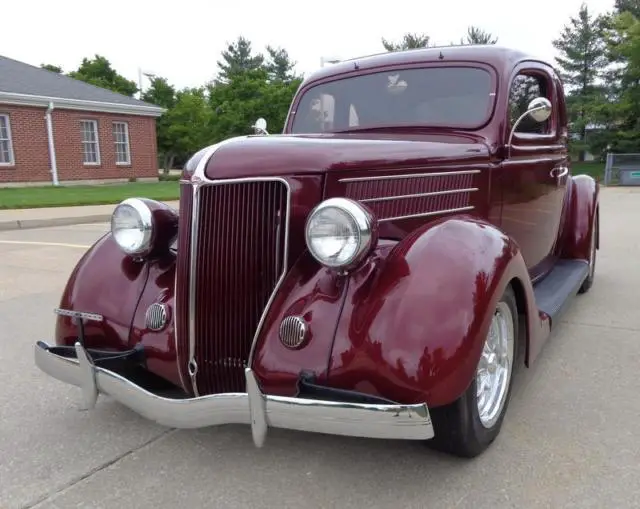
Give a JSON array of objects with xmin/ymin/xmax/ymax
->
[{"xmin": 285, "ymin": 61, "xmax": 499, "ymax": 134}]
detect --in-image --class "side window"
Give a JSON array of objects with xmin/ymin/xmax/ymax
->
[{"xmin": 508, "ymin": 73, "xmax": 551, "ymax": 135}]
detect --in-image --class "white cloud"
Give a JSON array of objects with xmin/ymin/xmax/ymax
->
[{"xmin": 3, "ymin": 0, "xmax": 616, "ymax": 90}]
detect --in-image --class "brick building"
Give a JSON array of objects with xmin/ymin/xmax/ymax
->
[{"xmin": 0, "ymin": 55, "xmax": 164, "ymax": 185}]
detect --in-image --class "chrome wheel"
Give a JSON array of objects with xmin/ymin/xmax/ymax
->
[{"xmin": 476, "ymin": 301, "xmax": 515, "ymax": 429}]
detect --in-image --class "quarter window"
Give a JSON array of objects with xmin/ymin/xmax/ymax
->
[
  {"xmin": 0, "ymin": 114, "xmax": 15, "ymax": 165},
  {"xmin": 508, "ymin": 73, "xmax": 551, "ymax": 135},
  {"xmin": 113, "ymin": 122, "xmax": 131, "ymax": 165},
  {"xmin": 81, "ymin": 120, "xmax": 100, "ymax": 165}
]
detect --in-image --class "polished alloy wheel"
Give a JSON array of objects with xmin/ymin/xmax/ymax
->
[{"xmin": 476, "ymin": 302, "xmax": 515, "ymax": 429}]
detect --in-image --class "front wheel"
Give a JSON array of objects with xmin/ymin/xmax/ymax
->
[{"xmin": 427, "ymin": 286, "xmax": 519, "ymax": 458}]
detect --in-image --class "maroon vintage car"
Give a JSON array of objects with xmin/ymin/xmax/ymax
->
[{"xmin": 35, "ymin": 45, "xmax": 599, "ymax": 458}]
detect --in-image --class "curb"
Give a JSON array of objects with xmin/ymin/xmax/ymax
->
[{"xmin": 0, "ymin": 214, "xmax": 111, "ymax": 232}]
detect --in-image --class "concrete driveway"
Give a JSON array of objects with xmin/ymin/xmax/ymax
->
[{"xmin": 1, "ymin": 187, "xmax": 639, "ymax": 509}]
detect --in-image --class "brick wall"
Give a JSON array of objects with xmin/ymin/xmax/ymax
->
[{"xmin": 0, "ymin": 103, "xmax": 158, "ymax": 184}]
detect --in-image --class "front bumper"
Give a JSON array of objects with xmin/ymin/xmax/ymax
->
[{"xmin": 34, "ymin": 341, "xmax": 434, "ymax": 446}]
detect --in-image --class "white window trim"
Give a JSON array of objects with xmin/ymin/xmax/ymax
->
[
  {"xmin": 81, "ymin": 119, "xmax": 101, "ymax": 166},
  {"xmin": 113, "ymin": 121, "xmax": 131, "ymax": 166},
  {"xmin": 0, "ymin": 113, "xmax": 15, "ymax": 166}
]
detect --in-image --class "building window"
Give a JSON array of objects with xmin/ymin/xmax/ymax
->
[
  {"xmin": 113, "ymin": 121, "xmax": 131, "ymax": 165},
  {"xmin": 0, "ymin": 114, "xmax": 15, "ymax": 165},
  {"xmin": 81, "ymin": 120, "xmax": 100, "ymax": 165}
]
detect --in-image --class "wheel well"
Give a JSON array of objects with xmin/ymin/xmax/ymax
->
[{"xmin": 507, "ymin": 278, "xmax": 528, "ymax": 366}]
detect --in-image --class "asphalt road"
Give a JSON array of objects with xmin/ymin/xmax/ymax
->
[{"xmin": 1, "ymin": 188, "xmax": 639, "ymax": 509}]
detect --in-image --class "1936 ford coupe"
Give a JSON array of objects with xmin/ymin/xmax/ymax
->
[{"xmin": 34, "ymin": 45, "xmax": 599, "ymax": 458}]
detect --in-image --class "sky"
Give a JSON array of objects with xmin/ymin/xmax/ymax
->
[{"xmin": 3, "ymin": 0, "xmax": 618, "ymax": 93}]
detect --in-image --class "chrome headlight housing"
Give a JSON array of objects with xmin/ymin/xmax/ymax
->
[
  {"xmin": 111, "ymin": 198, "xmax": 154, "ymax": 256},
  {"xmin": 305, "ymin": 197, "xmax": 377, "ymax": 270}
]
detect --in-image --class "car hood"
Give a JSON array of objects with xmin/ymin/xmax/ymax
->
[{"xmin": 204, "ymin": 133, "xmax": 491, "ymax": 180}]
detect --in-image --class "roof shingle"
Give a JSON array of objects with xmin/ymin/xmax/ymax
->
[{"xmin": 0, "ymin": 54, "xmax": 159, "ymax": 109}]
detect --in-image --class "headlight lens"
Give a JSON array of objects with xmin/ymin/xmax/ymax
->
[
  {"xmin": 111, "ymin": 198, "xmax": 154, "ymax": 256},
  {"xmin": 305, "ymin": 198, "xmax": 376, "ymax": 269}
]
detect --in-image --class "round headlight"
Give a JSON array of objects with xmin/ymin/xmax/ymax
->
[
  {"xmin": 111, "ymin": 198, "xmax": 154, "ymax": 256},
  {"xmin": 305, "ymin": 198, "xmax": 377, "ymax": 270}
]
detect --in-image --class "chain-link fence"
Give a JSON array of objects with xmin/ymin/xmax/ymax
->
[{"xmin": 604, "ymin": 153, "xmax": 640, "ymax": 185}]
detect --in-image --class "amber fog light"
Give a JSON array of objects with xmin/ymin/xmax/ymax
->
[{"xmin": 305, "ymin": 198, "xmax": 377, "ymax": 270}]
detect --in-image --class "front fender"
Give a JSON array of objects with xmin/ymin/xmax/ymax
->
[
  {"xmin": 54, "ymin": 233, "xmax": 185, "ymax": 391},
  {"xmin": 561, "ymin": 174, "xmax": 600, "ymax": 260},
  {"xmin": 326, "ymin": 216, "xmax": 541, "ymax": 408},
  {"xmin": 55, "ymin": 233, "xmax": 149, "ymax": 352}
]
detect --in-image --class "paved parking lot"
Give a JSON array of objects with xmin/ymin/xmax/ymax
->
[{"xmin": 1, "ymin": 187, "xmax": 639, "ymax": 509}]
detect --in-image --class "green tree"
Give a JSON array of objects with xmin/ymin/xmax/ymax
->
[
  {"xmin": 41, "ymin": 64, "xmax": 62, "ymax": 73},
  {"xmin": 615, "ymin": 0, "xmax": 640, "ymax": 17},
  {"xmin": 165, "ymin": 88, "xmax": 215, "ymax": 159},
  {"xmin": 460, "ymin": 26, "xmax": 498, "ymax": 45},
  {"xmin": 68, "ymin": 55, "xmax": 138, "ymax": 97},
  {"xmin": 208, "ymin": 68, "xmax": 301, "ymax": 140},
  {"xmin": 142, "ymin": 75, "xmax": 178, "ymax": 172},
  {"xmin": 382, "ymin": 33, "xmax": 431, "ymax": 51},
  {"xmin": 215, "ymin": 36, "xmax": 265, "ymax": 83},
  {"xmin": 552, "ymin": 3, "xmax": 608, "ymax": 159},
  {"xmin": 600, "ymin": 11, "xmax": 640, "ymax": 152},
  {"xmin": 265, "ymin": 45, "xmax": 299, "ymax": 82}
]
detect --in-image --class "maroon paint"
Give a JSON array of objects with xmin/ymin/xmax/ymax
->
[
  {"xmin": 52, "ymin": 46, "xmax": 598, "ymax": 407},
  {"xmin": 251, "ymin": 250, "xmax": 349, "ymax": 396},
  {"xmin": 560, "ymin": 175, "xmax": 600, "ymax": 262},
  {"xmin": 324, "ymin": 217, "xmax": 546, "ymax": 408},
  {"xmin": 55, "ymin": 234, "xmax": 147, "ymax": 351}
]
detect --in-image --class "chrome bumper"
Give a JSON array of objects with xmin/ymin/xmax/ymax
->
[{"xmin": 34, "ymin": 341, "xmax": 434, "ymax": 446}]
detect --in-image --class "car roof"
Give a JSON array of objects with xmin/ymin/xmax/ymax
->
[{"xmin": 302, "ymin": 45, "xmax": 549, "ymax": 86}]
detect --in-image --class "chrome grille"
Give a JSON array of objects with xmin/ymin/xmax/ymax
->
[{"xmin": 181, "ymin": 179, "xmax": 289, "ymax": 395}]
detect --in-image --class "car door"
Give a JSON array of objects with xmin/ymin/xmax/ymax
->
[{"xmin": 499, "ymin": 64, "xmax": 569, "ymax": 281}]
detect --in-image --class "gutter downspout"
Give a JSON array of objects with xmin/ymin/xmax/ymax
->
[{"xmin": 45, "ymin": 102, "xmax": 59, "ymax": 186}]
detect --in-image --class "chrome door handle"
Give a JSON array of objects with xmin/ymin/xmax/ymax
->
[{"xmin": 550, "ymin": 166, "xmax": 569, "ymax": 178}]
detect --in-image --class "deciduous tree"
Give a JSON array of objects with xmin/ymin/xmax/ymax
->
[{"xmin": 68, "ymin": 55, "xmax": 138, "ymax": 97}]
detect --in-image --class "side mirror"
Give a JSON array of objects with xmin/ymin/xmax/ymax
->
[
  {"xmin": 252, "ymin": 117, "xmax": 268, "ymax": 135},
  {"xmin": 505, "ymin": 97, "xmax": 552, "ymax": 158}
]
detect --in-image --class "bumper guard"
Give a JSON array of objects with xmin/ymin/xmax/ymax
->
[{"xmin": 34, "ymin": 341, "xmax": 434, "ymax": 446}]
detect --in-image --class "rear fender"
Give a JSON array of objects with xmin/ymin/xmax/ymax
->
[
  {"xmin": 326, "ymin": 216, "xmax": 543, "ymax": 408},
  {"xmin": 561, "ymin": 174, "xmax": 600, "ymax": 260}
]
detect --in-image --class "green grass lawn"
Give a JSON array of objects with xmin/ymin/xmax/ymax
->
[
  {"xmin": 0, "ymin": 181, "xmax": 180, "ymax": 210},
  {"xmin": 572, "ymin": 161, "xmax": 605, "ymax": 181}
]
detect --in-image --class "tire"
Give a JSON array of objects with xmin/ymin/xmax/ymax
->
[
  {"xmin": 427, "ymin": 285, "xmax": 519, "ymax": 458},
  {"xmin": 578, "ymin": 212, "xmax": 598, "ymax": 294}
]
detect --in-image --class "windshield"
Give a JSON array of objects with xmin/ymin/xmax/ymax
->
[{"xmin": 290, "ymin": 66, "xmax": 495, "ymax": 133}]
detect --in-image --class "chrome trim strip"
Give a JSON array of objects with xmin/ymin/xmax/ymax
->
[
  {"xmin": 53, "ymin": 308, "xmax": 103, "ymax": 322},
  {"xmin": 339, "ymin": 169, "xmax": 481, "ymax": 183},
  {"xmin": 35, "ymin": 341, "xmax": 434, "ymax": 443},
  {"xmin": 186, "ymin": 136, "xmax": 291, "ymax": 375},
  {"xmin": 379, "ymin": 205, "xmax": 475, "ymax": 222},
  {"xmin": 187, "ymin": 183, "xmax": 201, "ymax": 396},
  {"xmin": 360, "ymin": 187, "xmax": 479, "ymax": 204},
  {"xmin": 173, "ymin": 250, "xmax": 188, "ymax": 392}
]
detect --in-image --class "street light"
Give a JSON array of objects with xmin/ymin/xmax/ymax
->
[{"xmin": 320, "ymin": 56, "xmax": 341, "ymax": 68}]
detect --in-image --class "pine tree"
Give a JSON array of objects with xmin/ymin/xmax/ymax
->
[
  {"xmin": 215, "ymin": 36, "xmax": 265, "ymax": 83},
  {"xmin": 552, "ymin": 3, "xmax": 608, "ymax": 159}
]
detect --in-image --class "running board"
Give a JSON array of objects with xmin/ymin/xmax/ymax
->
[{"xmin": 533, "ymin": 259, "xmax": 589, "ymax": 322}]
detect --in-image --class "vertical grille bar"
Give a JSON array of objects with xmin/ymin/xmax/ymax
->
[
  {"xmin": 174, "ymin": 183, "xmax": 193, "ymax": 391},
  {"xmin": 187, "ymin": 180, "xmax": 288, "ymax": 395}
]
